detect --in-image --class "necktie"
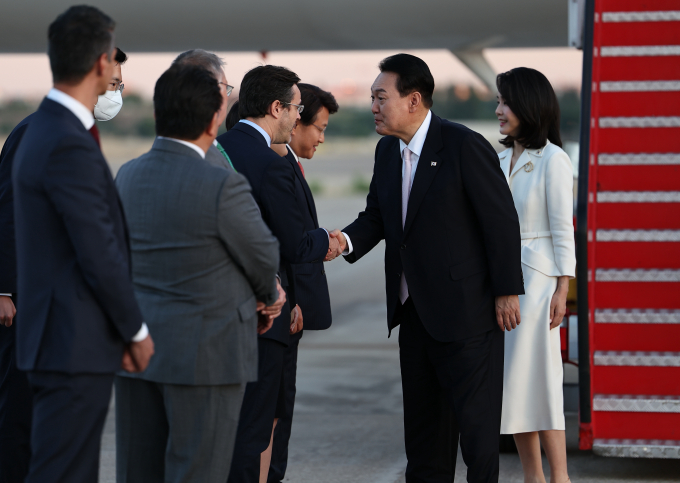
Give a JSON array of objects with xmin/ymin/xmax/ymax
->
[
  {"xmin": 400, "ymin": 148, "xmax": 413, "ymax": 304},
  {"xmin": 89, "ymin": 124, "xmax": 101, "ymax": 148},
  {"xmin": 215, "ymin": 142, "xmax": 237, "ymax": 172},
  {"xmin": 297, "ymin": 159, "xmax": 305, "ymax": 178}
]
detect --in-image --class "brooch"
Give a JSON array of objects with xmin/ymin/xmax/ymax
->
[{"xmin": 524, "ymin": 161, "xmax": 534, "ymax": 173}]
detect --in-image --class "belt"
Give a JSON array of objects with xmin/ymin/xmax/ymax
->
[{"xmin": 520, "ymin": 231, "xmax": 552, "ymax": 240}]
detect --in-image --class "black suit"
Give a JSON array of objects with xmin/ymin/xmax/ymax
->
[
  {"xmin": 0, "ymin": 115, "xmax": 33, "ymax": 483},
  {"xmin": 268, "ymin": 147, "xmax": 332, "ymax": 483},
  {"xmin": 12, "ymin": 97, "xmax": 144, "ymax": 483},
  {"xmin": 343, "ymin": 114, "xmax": 523, "ymax": 482},
  {"xmin": 217, "ymin": 123, "xmax": 329, "ymax": 483}
]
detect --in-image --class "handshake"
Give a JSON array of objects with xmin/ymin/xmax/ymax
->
[{"xmin": 324, "ymin": 229, "xmax": 347, "ymax": 262}]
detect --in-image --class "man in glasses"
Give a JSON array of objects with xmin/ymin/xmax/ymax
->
[
  {"xmin": 171, "ymin": 49, "xmax": 237, "ymax": 172},
  {"xmin": 93, "ymin": 47, "xmax": 127, "ymax": 122},
  {"xmin": 267, "ymin": 83, "xmax": 339, "ymax": 483},
  {"xmin": 217, "ymin": 66, "xmax": 340, "ymax": 483}
]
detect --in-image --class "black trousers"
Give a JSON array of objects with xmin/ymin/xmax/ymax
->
[
  {"xmin": 267, "ymin": 330, "xmax": 302, "ymax": 483},
  {"xmin": 26, "ymin": 371, "xmax": 114, "ymax": 483},
  {"xmin": 0, "ymin": 295, "xmax": 32, "ymax": 483},
  {"xmin": 228, "ymin": 338, "xmax": 286, "ymax": 483},
  {"xmin": 398, "ymin": 298, "xmax": 504, "ymax": 483}
]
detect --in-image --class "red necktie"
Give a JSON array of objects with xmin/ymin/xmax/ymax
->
[
  {"xmin": 297, "ymin": 160, "xmax": 305, "ymax": 178},
  {"xmin": 89, "ymin": 124, "xmax": 101, "ymax": 148}
]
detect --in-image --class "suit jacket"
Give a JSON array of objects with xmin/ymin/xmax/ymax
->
[
  {"xmin": 216, "ymin": 123, "xmax": 329, "ymax": 345},
  {"xmin": 115, "ymin": 138, "xmax": 280, "ymax": 385},
  {"xmin": 0, "ymin": 114, "xmax": 33, "ymax": 294},
  {"xmin": 498, "ymin": 142, "xmax": 576, "ymax": 278},
  {"xmin": 12, "ymin": 98, "xmax": 144, "ymax": 373},
  {"xmin": 343, "ymin": 114, "xmax": 524, "ymax": 342},
  {"xmin": 284, "ymin": 147, "xmax": 332, "ymax": 330}
]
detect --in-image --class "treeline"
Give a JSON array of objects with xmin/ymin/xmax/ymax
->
[{"xmin": 1, "ymin": 88, "xmax": 581, "ymax": 141}]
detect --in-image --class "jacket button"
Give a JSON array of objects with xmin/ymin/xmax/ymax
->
[
  {"xmin": 400, "ymin": 244, "xmax": 406, "ymax": 249},
  {"xmin": 322, "ymin": 269, "xmax": 326, "ymax": 275}
]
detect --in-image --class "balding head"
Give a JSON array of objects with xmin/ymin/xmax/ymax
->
[{"xmin": 173, "ymin": 49, "xmax": 224, "ymax": 79}]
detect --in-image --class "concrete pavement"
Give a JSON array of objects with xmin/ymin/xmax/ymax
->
[{"xmin": 99, "ymin": 195, "xmax": 680, "ymax": 482}]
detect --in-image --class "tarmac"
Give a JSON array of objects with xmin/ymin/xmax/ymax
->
[{"xmin": 98, "ymin": 195, "xmax": 680, "ymax": 482}]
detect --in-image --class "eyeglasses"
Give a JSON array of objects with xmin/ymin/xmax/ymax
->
[
  {"xmin": 218, "ymin": 82, "xmax": 234, "ymax": 97},
  {"xmin": 109, "ymin": 81, "xmax": 124, "ymax": 93},
  {"xmin": 285, "ymin": 102, "xmax": 304, "ymax": 114},
  {"xmin": 116, "ymin": 83, "xmax": 124, "ymax": 93},
  {"xmin": 312, "ymin": 123, "xmax": 326, "ymax": 133}
]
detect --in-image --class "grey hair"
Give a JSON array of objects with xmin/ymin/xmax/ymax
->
[{"xmin": 172, "ymin": 49, "xmax": 225, "ymax": 79}]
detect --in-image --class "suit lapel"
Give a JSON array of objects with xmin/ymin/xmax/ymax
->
[
  {"xmin": 286, "ymin": 150, "xmax": 319, "ymax": 227},
  {"xmin": 403, "ymin": 115, "xmax": 444, "ymax": 237},
  {"xmin": 385, "ymin": 140, "xmax": 404, "ymax": 237}
]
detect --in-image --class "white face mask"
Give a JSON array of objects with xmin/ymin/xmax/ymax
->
[{"xmin": 94, "ymin": 89, "xmax": 123, "ymax": 121}]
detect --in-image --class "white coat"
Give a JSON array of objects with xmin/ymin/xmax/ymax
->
[{"xmin": 498, "ymin": 141, "xmax": 576, "ymax": 434}]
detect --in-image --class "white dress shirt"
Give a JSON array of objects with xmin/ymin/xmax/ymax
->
[
  {"xmin": 239, "ymin": 119, "xmax": 272, "ymax": 147},
  {"xmin": 46, "ymin": 88, "xmax": 95, "ymax": 130},
  {"xmin": 18, "ymin": 89, "xmax": 149, "ymax": 341},
  {"xmin": 343, "ymin": 110, "xmax": 432, "ymax": 255},
  {"xmin": 157, "ymin": 136, "xmax": 206, "ymax": 158}
]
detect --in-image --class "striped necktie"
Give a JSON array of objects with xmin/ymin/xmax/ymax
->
[{"xmin": 215, "ymin": 142, "xmax": 237, "ymax": 172}]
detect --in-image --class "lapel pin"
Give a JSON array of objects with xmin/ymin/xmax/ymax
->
[
  {"xmin": 524, "ymin": 161, "xmax": 534, "ymax": 173},
  {"xmin": 431, "ymin": 161, "xmax": 437, "ymax": 166}
]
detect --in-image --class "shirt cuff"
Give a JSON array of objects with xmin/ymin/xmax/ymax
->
[
  {"xmin": 0, "ymin": 294, "xmax": 12, "ymax": 297},
  {"xmin": 131, "ymin": 323, "xmax": 149, "ymax": 343},
  {"xmin": 342, "ymin": 232, "xmax": 353, "ymax": 255}
]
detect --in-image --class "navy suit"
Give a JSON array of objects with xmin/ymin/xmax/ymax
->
[
  {"xmin": 217, "ymin": 123, "xmax": 329, "ymax": 483},
  {"xmin": 268, "ymin": 147, "xmax": 332, "ymax": 483},
  {"xmin": 0, "ymin": 114, "xmax": 33, "ymax": 483},
  {"xmin": 12, "ymin": 98, "xmax": 144, "ymax": 483},
  {"xmin": 342, "ymin": 114, "xmax": 523, "ymax": 482}
]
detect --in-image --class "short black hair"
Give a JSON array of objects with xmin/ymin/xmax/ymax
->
[
  {"xmin": 238, "ymin": 65, "xmax": 300, "ymax": 119},
  {"xmin": 114, "ymin": 47, "xmax": 127, "ymax": 65},
  {"xmin": 48, "ymin": 6, "xmax": 115, "ymax": 84},
  {"xmin": 298, "ymin": 84, "xmax": 339, "ymax": 125},
  {"xmin": 496, "ymin": 67, "xmax": 562, "ymax": 149},
  {"xmin": 378, "ymin": 54, "xmax": 434, "ymax": 109},
  {"xmin": 154, "ymin": 65, "xmax": 222, "ymax": 140},
  {"xmin": 225, "ymin": 100, "xmax": 242, "ymax": 131}
]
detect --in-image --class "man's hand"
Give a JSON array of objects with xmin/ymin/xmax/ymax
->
[
  {"xmin": 290, "ymin": 304, "xmax": 303, "ymax": 334},
  {"xmin": 121, "ymin": 334, "xmax": 155, "ymax": 373},
  {"xmin": 325, "ymin": 230, "xmax": 347, "ymax": 261},
  {"xmin": 549, "ymin": 276, "xmax": 570, "ymax": 330},
  {"xmin": 0, "ymin": 296, "xmax": 16, "ymax": 328},
  {"xmin": 259, "ymin": 280, "xmax": 286, "ymax": 320},
  {"xmin": 257, "ymin": 311, "xmax": 274, "ymax": 335},
  {"xmin": 256, "ymin": 280, "xmax": 287, "ymax": 335},
  {"xmin": 495, "ymin": 295, "xmax": 521, "ymax": 332}
]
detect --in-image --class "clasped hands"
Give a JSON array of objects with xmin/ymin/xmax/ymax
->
[
  {"xmin": 324, "ymin": 230, "xmax": 347, "ymax": 261},
  {"xmin": 256, "ymin": 279, "xmax": 286, "ymax": 335}
]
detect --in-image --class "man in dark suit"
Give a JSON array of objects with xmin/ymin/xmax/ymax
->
[
  {"xmin": 267, "ymin": 83, "xmax": 338, "ymax": 483},
  {"xmin": 0, "ymin": 45, "xmax": 129, "ymax": 483},
  {"xmin": 217, "ymin": 66, "xmax": 339, "ymax": 483},
  {"xmin": 0, "ymin": 115, "xmax": 32, "ymax": 483},
  {"xmin": 12, "ymin": 7, "xmax": 154, "ymax": 482},
  {"xmin": 329, "ymin": 54, "xmax": 524, "ymax": 482}
]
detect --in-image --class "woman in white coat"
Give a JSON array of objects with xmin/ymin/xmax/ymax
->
[{"xmin": 495, "ymin": 67, "xmax": 575, "ymax": 483}]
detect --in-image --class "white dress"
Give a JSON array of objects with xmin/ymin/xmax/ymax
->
[{"xmin": 498, "ymin": 141, "xmax": 576, "ymax": 434}]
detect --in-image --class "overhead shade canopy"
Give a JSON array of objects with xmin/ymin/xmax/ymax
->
[{"xmin": 0, "ymin": 0, "xmax": 568, "ymax": 53}]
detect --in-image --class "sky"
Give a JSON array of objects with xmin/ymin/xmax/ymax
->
[{"xmin": 0, "ymin": 48, "xmax": 582, "ymax": 105}]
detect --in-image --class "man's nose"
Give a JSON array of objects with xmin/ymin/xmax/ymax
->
[{"xmin": 371, "ymin": 100, "xmax": 379, "ymax": 113}]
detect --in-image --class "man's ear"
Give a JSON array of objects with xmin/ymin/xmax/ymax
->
[
  {"xmin": 409, "ymin": 92, "xmax": 422, "ymax": 113},
  {"xmin": 207, "ymin": 111, "xmax": 221, "ymax": 138},
  {"xmin": 269, "ymin": 100, "xmax": 283, "ymax": 120},
  {"xmin": 291, "ymin": 122, "xmax": 298, "ymax": 137},
  {"xmin": 95, "ymin": 51, "xmax": 110, "ymax": 77}
]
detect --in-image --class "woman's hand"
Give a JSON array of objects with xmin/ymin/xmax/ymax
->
[{"xmin": 549, "ymin": 276, "xmax": 570, "ymax": 329}]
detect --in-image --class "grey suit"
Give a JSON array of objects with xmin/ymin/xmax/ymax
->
[{"xmin": 114, "ymin": 138, "xmax": 279, "ymax": 483}]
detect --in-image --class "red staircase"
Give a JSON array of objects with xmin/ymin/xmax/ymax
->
[{"xmin": 580, "ymin": 0, "xmax": 680, "ymax": 458}]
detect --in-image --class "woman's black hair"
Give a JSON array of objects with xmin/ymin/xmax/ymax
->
[{"xmin": 496, "ymin": 67, "xmax": 562, "ymax": 149}]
